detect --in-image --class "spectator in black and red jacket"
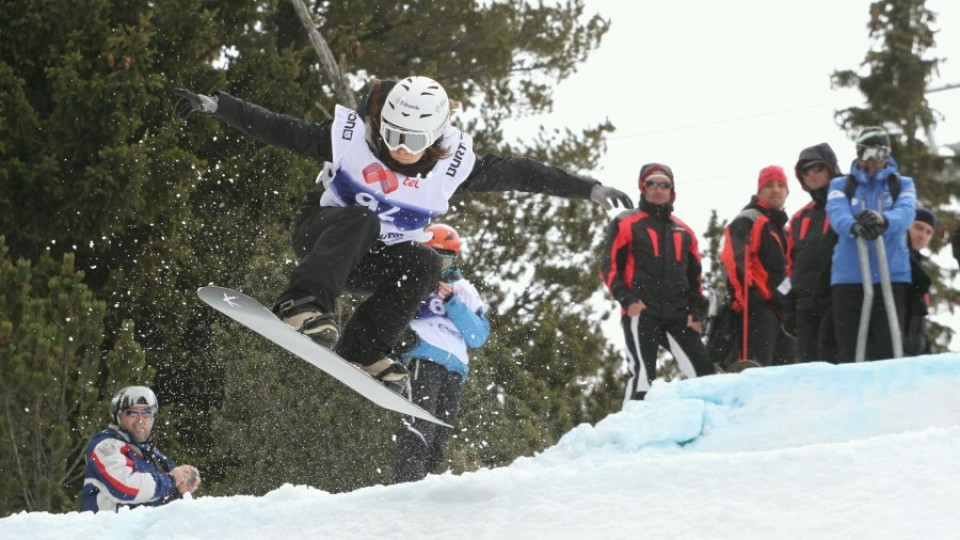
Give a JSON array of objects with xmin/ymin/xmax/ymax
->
[
  {"xmin": 784, "ymin": 143, "xmax": 842, "ymax": 363},
  {"xmin": 721, "ymin": 166, "xmax": 796, "ymax": 368},
  {"xmin": 601, "ymin": 163, "xmax": 715, "ymax": 405}
]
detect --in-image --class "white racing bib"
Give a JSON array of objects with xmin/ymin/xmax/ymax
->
[
  {"xmin": 410, "ymin": 278, "xmax": 487, "ymax": 366},
  {"xmin": 319, "ymin": 105, "xmax": 477, "ymax": 245}
]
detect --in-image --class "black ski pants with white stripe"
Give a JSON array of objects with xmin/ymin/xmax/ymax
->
[{"xmin": 620, "ymin": 312, "xmax": 714, "ymax": 407}]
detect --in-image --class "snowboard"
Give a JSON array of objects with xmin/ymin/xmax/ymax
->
[{"xmin": 197, "ymin": 286, "xmax": 450, "ymax": 427}]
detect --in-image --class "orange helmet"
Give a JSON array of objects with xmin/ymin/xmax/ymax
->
[{"xmin": 425, "ymin": 224, "xmax": 461, "ymax": 256}]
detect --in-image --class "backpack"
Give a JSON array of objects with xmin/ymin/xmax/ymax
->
[{"xmin": 843, "ymin": 173, "xmax": 901, "ymax": 203}]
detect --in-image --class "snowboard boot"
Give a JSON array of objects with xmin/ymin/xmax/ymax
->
[
  {"xmin": 353, "ymin": 357, "xmax": 411, "ymax": 394},
  {"xmin": 274, "ymin": 296, "xmax": 339, "ymax": 350}
]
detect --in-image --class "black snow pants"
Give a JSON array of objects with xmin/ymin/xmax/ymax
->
[
  {"xmin": 832, "ymin": 283, "xmax": 906, "ymax": 362},
  {"xmin": 392, "ymin": 360, "xmax": 464, "ymax": 484},
  {"xmin": 738, "ymin": 302, "xmax": 795, "ymax": 367},
  {"xmin": 282, "ymin": 205, "xmax": 442, "ymax": 365}
]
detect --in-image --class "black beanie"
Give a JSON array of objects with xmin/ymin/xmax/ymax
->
[{"xmin": 915, "ymin": 207, "xmax": 937, "ymax": 229}]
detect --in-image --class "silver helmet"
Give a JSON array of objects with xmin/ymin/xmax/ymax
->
[{"xmin": 110, "ymin": 386, "xmax": 158, "ymax": 424}]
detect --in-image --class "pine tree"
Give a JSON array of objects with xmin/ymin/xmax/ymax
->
[
  {"xmin": 0, "ymin": 237, "xmax": 152, "ymax": 515},
  {"xmin": 191, "ymin": 0, "xmax": 622, "ymax": 490},
  {"xmin": 1, "ymin": 0, "xmax": 620, "ymax": 504}
]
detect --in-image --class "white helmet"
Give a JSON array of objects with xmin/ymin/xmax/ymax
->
[
  {"xmin": 380, "ymin": 76, "xmax": 450, "ymax": 154},
  {"xmin": 110, "ymin": 385, "xmax": 158, "ymax": 424}
]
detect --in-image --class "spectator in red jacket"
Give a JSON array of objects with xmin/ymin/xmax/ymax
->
[{"xmin": 721, "ymin": 166, "xmax": 796, "ymax": 369}]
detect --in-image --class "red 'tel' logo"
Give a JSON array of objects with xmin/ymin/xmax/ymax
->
[{"xmin": 363, "ymin": 163, "xmax": 399, "ymax": 194}]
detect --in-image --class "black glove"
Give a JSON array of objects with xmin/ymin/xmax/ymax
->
[
  {"xmin": 174, "ymin": 89, "xmax": 218, "ymax": 120},
  {"xmin": 590, "ymin": 184, "xmax": 634, "ymax": 210},
  {"xmin": 850, "ymin": 222, "xmax": 866, "ymax": 238},
  {"xmin": 855, "ymin": 209, "xmax": 888, "ymax": 240}
]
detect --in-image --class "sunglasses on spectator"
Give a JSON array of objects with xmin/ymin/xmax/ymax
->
[
  {"xmin": 644, "ymin": 180, "xmax": 672, "ymax": 190},
  {"xmin": 802, "ymin": 162, "xmax": 827, "ymax": 174},
  {"xmin": 125, "ymin": 410, "xmax": 155, "ymax": 418}
]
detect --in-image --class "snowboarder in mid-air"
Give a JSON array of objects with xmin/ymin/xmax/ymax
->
[{"xmin": 175, "ymin": 76, "xmax": 631, "ymax": 388}]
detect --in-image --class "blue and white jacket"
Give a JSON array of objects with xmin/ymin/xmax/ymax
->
[
  {"xmin": 403, "ymin": 270, "xmax": 489, "ymax": 380},
  {"xmin": 81, "ymin": 425, "xmax": 179, "ymax": 513},
  {"xmin": 825, "ymin": 157, "xmax": 916, "ymax": 285}
]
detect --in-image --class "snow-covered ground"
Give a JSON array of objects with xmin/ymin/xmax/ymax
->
[{"xmin": 3, "ymin": 354, "xmax": 960, "ymax": 539}]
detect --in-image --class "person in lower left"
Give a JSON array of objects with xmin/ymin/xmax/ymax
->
[
  {"xmin": 82, "ymin": 386, "xmax": 201, "ymax": 512},
  {"xmin": 392, "ymin": 224, "xmax": 489, "ymax": 484}
]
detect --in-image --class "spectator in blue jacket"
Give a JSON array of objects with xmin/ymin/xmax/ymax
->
[
  {"xmin": 825, "ymin": 127, "xmax": 917, "ymax": 361},
  {"xmin": 82, "ymin": 386, "xmax": 201, "ymax": 512},
  {"xmin": 392, "ymin": 224, "xmax": 490, "ymax": 483}
]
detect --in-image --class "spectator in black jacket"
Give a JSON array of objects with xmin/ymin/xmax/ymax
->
[
  {"xmin": 953, "ymin": 223, "xmax": 960, "ymax": 267},
  {"xmin": 174, "ymin": 77, "xmax": 631, "ymax": 390},
  {"xmin": 904, "ymin": 207, "xmax": 936, "ymax": 356},
  {"xmin": 720, "ymin": 166, "xmax": 795, "ymax": 369},
  {"xmin": 601, "ymin": 163, "xmax": 714, "ymax": 404},
  {"xmin": 784, "ymin": 143, "xmax": 841, "ymax": 363}
]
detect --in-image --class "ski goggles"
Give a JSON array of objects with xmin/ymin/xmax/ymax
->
[
  {"xmin": 857, "ymin": 145, "xmax": 889, "ymax": 163},
  {"xmin": 380, "ymin": 121, "xmax": 438, "ymax": 154},
  {"xmin": 124, "ymin": 409, "xmax": 155, "ymax": 418},
  {"xmin": 436, "ymin": 249, "xmax": 457, "ymax": 270}
]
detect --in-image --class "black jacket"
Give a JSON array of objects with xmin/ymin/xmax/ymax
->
[
  {"xmin": 721, "ymin": 197, "xmax": 789, "ymax": 314},
  {"xmin": 786, "ymin": 187, "xmax": 836, "ymax": 310},
  {"xmin": 785, "ymin": 143, "xmax": 843, "ymax": 313},
  {"xmin": 904, "ymin": 246, "xmax": 932, "ymax": 356},
  {"xmin": 210, "ymin": 92, "xmax": 599, "ymax": 212},
  {"xmin": 600, "ymin": 197, "xmax": 707, "ymax": 320}
]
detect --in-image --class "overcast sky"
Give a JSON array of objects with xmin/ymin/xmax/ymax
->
[
  {"xmin": 504, "ymin": 0, "xmax": 960, "ymax": 350},
  {"xmin": 511, "ymin": 0, "xmax": 960, "ymax": 233}
]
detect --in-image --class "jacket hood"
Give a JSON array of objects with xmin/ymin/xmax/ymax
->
[
  {"xmin": 849, "ymin": 155, "xmax": 899, "ymax": 184},
  {"xmin": 794, "ymin": 143, "xmax": 843, "ymax": 191},
  {"xmin": 639, "ymin": 195, "xmax": 674, "ymax": 219}
]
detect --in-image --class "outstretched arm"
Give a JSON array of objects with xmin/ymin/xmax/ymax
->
[
  {"xmin": 458, "ymin": 155, "xmax": 632, "ymax": 208},
  {"xmin": 175, "ymin": 89, "xmax": 333, "ymax": 161}
]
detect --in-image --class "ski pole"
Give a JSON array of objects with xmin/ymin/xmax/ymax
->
[
  {"xmin": 855, "ymin": 236, "xmax": 873, "ymax": 362},
  {"xmin": 741, "ymin": 242, "xmax": 750, "ymax": 361},
  {"xmin": 874, "ymin": 234, "xmax": 903, "ymax": 358}
]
